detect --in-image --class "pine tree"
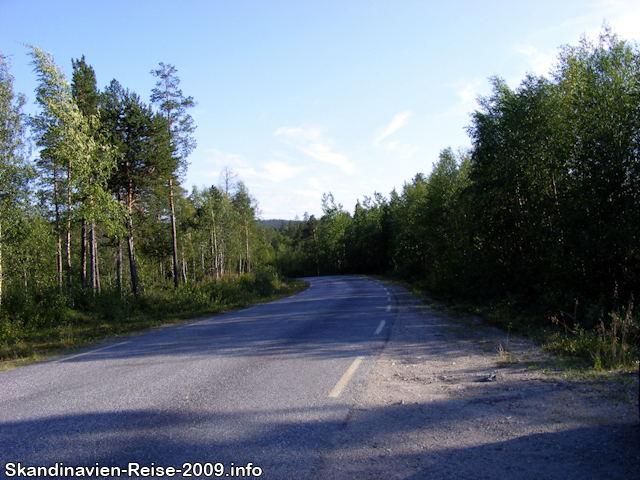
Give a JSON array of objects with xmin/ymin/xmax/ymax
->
[
  {"xmin": 150, "ymin": 63, "xmax": 196, "ymax": 289},
  {"xmin": 102, "ymin": 79, "xmax": 175, "ymax": 296}
]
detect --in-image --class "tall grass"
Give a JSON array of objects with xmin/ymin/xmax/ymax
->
[
  {"xmin": 386, "ymin": 275, "xmax": 639, "ymax": 370},
  {"xmin": 0, "ymin": 266, "xmax": 306, "ymax": 365},
  {"xmin": 546, "ymin": 293, "xmax": 638, "ymax": 369}
]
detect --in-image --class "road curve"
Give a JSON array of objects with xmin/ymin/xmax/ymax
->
[{"xmin": 0, "ymin": 276, "xmax": 397, "ymax": 479}]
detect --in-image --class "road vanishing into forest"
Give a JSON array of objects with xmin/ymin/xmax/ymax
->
[{"xmin": 0, "ymin": 276, "xmax": 397, "ymax": 479}]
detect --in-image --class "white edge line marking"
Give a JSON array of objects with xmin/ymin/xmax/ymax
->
[
  {"xmin": 329, "ymin": 356, "xmax": 364, "ymax": 398},
  {"xmin": 50, "ymin": 341, "xmax": 130, "ymax": 363},
  {"xmin": 374, "ymin": 320, "xmax": 386, "ymax": 335}
]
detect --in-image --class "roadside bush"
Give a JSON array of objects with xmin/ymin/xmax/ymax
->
[
  {"xmin": 255, "ymin": 266, "xmax": 280, "ymax": 296},
  {"xmin": 2, "ymin": 287, "xmax": 70, "ymax": 330}
]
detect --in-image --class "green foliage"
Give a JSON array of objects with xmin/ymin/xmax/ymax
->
[
  {"xmin": 254, "ymin": 265, "xmax": 281, "ymax": 296},
  {"xmin": 0, "ymin": 48, "xmax": 287, "ymax": 364},
  {"xmin": 547, "ymin": 293, "xmax": 638, "ymax": 369},
  {"xmin": 3, "ymin": 31, "xmax": 640, "ymax": 370},
  {"xmin": 71, "ymin": 56, "xmax": 99, "ymax": 117},
  {"xmin": 0, "ymin": 276, "xmax": 306, "ymax": 363},
  {"xmin": 269, "ymin": 27, "xmax": 640, "ymax": 367},
  {"xmin": 0, "ymin": 51, "xmax": 33, "ymax": 308}
]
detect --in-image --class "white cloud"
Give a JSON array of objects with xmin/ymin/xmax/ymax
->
[
  {"xmin": 203, "ymin": 148, "xmax": 249, "ymax": 167},
  {"xmin": 236, "ymin": 160, "xmax": 306, "ymax": 183},
  {"xmin": 582, "ymin": 1, "xmax": 640, "ymax": 42},
  {"xmin": 292, "ymin": 177, "xmax": 325, "ymax": 201},
  {"xmin": 387, "ymin": 140, "xmax": 400, "ymax": 151},
  {"xmin": 509, "ymin": 3, "xmax": 640, "ymax": 81},
  {"xmin": 308, "ymin": 177, "xmax": 323, "ymax": 191},
  {"xmin": 456, "ymin": 80, "xmax": 483, "ymax": 105},
  {"xmin": 195, "ymin": 149, "xmax": 250, "ymax": 180},
  {"xmin": 274, "ymin": 126, "xmax": 354, "ymax": 174},
  {"xmin": 512, "ymin": 44, "xmax": 557, "ymax": 77},
  {"xmin": 293, "ymin": 188, "xmax": 324, "ymax": 200},
  {"xmin": 609, "ymin": 6, "xmax": 640, "ymax": 40},
  {"xmin": 375, "ymin": 111, "xmax": 411, "ymax": 145},
  {"xmin": 439, "ymin": 78, "xmax": 487, "ymax": 118}
]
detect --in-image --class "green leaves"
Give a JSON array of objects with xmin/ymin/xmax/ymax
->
[
  {"xmin": 29, "ymin": 46, "xmax": 114, "ymax": 212},
  {"xmin": 0, "ymin": 51, "xmax": 31, "ymax": 207},
  {"xmin": 273, "ymin": 26, "xmax": 640, "ymax": 331}
]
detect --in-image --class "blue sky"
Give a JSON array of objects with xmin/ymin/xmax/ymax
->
[{"xmin": 2, "ymin": 1, "xmax": 639, "ymax": 219}]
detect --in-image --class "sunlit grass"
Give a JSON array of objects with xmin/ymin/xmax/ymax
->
[{"xmin": 0, "ymin": 277, "xmax": 308, "ymax": 370}]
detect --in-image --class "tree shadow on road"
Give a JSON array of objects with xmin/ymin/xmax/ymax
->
[{"xmin": 1, "ymin": 395, "xmax": 638, "ymax": 480}]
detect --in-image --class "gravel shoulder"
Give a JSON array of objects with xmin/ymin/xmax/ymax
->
[{"xmin": 318, "ymin": 281, "xmax": 640, "ymax": 480}]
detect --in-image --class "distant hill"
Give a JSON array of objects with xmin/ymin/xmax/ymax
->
[{"xmin": 258, "ymin": 219, "xmax": 304, "ymax": 230}]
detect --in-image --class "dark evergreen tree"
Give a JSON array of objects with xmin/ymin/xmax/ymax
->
[
  {"xmin": 150, "ymin": 63, "xmax": 197, "ymax": 289},
  {"xmin": 101, "ymin": 80, "xmax": 176, "ymax": 296}
]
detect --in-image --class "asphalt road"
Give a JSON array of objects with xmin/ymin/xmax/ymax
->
[{"xmin": 0, "ymin": 275, "xmax": 397, "ymax": 479}]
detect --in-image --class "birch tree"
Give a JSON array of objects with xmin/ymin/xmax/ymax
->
[
  {"xmin": 29, "ymin": 45, "xmax": 115, "ymax": 295},
  {"xmin": 0, "ymin": 52, "xmax": 31, "ymax": 306},
  {"xmin": 71, "ymin": 55, "xmax": 102, "ymax": 292}
]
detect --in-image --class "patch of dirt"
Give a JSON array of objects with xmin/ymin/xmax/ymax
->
[{"xmin": 319, "ymin": 283, "xmax": 640, "ymax": 480}]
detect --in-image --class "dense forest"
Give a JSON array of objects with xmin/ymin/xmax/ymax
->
[
  {"xmin": 0, "ymin": 46, "xmax": 287, "ymax": 360},
  {"xmin": 0, "ymin": 29, "xmax": 638, "ymax": 367},
  {"xmin": 267, "ymin": 29, "xmax": 639, "ymax": 367}
]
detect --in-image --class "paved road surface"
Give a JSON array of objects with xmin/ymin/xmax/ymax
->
[{"xmin": 0, "ymin": 276, "xmax": 396, "ymax": 479}]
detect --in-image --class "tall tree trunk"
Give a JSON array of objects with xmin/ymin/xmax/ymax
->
[
  {"xmin": 210, "ymin": 208, "xmax": 218, "ymax": 279},
  {"xmin": 126, "ymin": 190, "xmax": 139, "ymax": 297},
  {"xmin": 169, "ymin": 178, "xmax": 179, "ymax": 289},
  {"xmin": 91, "ymin": 220, "xmax": 100, "ymax": 294},
  {"xmin": 66, "ymin": 199, "xmax": 72, "ymax": 294},
  {"xmin": 211, "ymin": 229, "xmax": 218, "ymax": 280},
  {"xmin": 117, "ymin": 236, "xmax": 123, "ymax": 294},
  {"xmin": 116, "ymin": 192, "xmax": 123, "ymax": 295},
  {"xmin": 54, "ymin": 170, "xmax": 62, "ymax": 290},
  {"xmin": 66, "ymin": 221, "xmax": 72, "ymax": 295},
  {"xmin": 181, "ymin": 238, "xmax": 187, "ymax": 284},
  {"xmin": 89, "ymin": 219, "xmax": 96, "ymax": 292},
  {"xmin": 127, "ymin": 217, "xmax": 138, "ymax": 298},
  {"xmin": 219, "ymin": 217, "xmax": 225, "ymax": 277},
  {"xmin": 80, "ymin": 217, "xmax": 87, "ymax": 287},
  {"xmin": 200, "ymin": 244, "xmax": 205, "ymax": 278},
  {"xmin": 190, "ymin": 233, "xmax": 196, "ymax": 282},
  {"xmin": 245, "ymin": 214, "xmax": 250, "ymax": 273},
  {"xmin": 66, "ymin": 159, "xmax": 72, "ymax": 296},
  {"xmin": 0, "ymin": 220, "xmax": 3, "ymax": 309},
  {"xmin": 220, "ymin": 239, "xmax": 225, "ymax": 277}
]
